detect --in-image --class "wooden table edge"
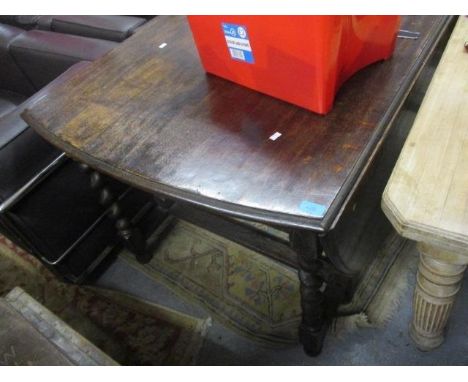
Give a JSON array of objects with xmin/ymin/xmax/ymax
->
[
  {"xmin": 382, "ymin": 189, "xmax": 468, "ymax": 256},
  {"xmin": 22, "ymin": 108, "xmax": 327, "ymax": 232}
]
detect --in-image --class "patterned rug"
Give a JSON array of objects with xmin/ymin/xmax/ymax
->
[
  {"xmin": 0, "ymin": 234, "xmax": 209, "ymax": 365},
  {"xmin": 122, "ymin": 220, "xmax": 414, "ymax": 345},
  {"xmin": 122, "ymin": 221, "xmax": 301, "ymax": 345}
]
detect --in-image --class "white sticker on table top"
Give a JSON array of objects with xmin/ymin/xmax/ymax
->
[{"xmin": 269, "ymin": 132, "xmax": 282, "ymax": 141}]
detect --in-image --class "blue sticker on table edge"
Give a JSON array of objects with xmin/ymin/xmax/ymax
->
[{"xmin": 299, "ymin": 200, "xmax": 327, "ymax": 218}]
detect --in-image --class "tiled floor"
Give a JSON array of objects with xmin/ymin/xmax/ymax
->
[{"xmin": 96, "ymin": 245, "xmax": 468, "ymax": 366}]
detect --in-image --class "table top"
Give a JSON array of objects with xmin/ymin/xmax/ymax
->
[
  {"xmin": 382, "ymin": 16, "xmax": 468, "ymax": 255},
  {"xmin": 23, "ymin": 16, "xmax": 450, "ymax": 231}
]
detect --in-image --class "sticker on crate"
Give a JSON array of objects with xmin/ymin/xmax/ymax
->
[{"xmin": 221, "ymin": 23, "xmax": 254, "ymax": 64}]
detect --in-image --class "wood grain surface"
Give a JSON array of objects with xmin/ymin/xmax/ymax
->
[
  {"xmin": 23, "ymin": 16, "xmax": 449, "ymax": 231},
  {"xmin": 383, "ymin": 16, "xmax": 468, "ymax": 254}
]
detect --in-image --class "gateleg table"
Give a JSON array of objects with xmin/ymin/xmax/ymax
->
[{"xmin": 22, "ymin": 15, "xmax": 453, "ymax": 355}]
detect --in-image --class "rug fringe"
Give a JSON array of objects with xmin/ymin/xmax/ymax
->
[
  {"xmin": 365, "ymin": 242, "xmax": 418, "ymax": 326},
  {"xmin": 330, "ymin": 313, "xmax": 373, "ymax": 339}
]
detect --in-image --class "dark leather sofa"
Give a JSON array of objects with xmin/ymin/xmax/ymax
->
[{"xmin": 0, "ymin": 17, "xmax": 158, "ymax": 282}]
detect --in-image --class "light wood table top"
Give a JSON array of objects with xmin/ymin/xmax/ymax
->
[
  {"xmin": 23, "ymin": 16, "xmax": 450, "ymax": 231},
  {"xmin": 382, "ymin": 16, "xmax": 468, "ymax": 255}
]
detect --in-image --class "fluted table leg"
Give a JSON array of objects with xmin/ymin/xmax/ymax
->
[{"xmin": 410, "ymin": 243, "xmax": 467, "ymax": 351}]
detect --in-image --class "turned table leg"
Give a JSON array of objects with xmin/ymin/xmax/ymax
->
[
  {"xmin": 290, "ymin": 230, "xmax": 327, "ymax": 356},
  {"xmin": 410, "ymin": 243, "xmax": 467, "ymax": 351},
  {"xmin": 79, "ymin": 164, "xmax": 150, "ymax": 263}
]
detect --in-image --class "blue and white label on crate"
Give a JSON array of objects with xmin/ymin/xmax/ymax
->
[{"xmin": 222, "ymin": 23, "xmax": 254, "ymax": 64}]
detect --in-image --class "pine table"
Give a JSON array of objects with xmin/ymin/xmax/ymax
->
[{"xmin": 382, "ymin": 16, "xmax": 468, "ymax": 351}]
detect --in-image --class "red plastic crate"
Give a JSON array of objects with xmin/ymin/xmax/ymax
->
[{"xmin": 188, "ymin": 16, "xmax": 400, "ymax": 114}]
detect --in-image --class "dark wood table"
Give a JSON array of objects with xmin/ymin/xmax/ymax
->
[{"xmin": 23, "ymin": 15, "xmax": 453, "ymax": 355}]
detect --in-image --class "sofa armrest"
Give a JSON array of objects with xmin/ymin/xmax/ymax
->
[
  {"xmin": 0, "ymin": 62, "xmax": 90, "ymax": 208},
  {"xmin": 9, "ymin": 30, "xmax": 116, "ymax": 89},
  {"xmin": 0, "ymin": 16, "xmax": 42, "ymax": 30},
  {"xmin": 37, "ymin": 15, "xmax": 146, "ymax": 42},
  {"xmin": 0, "ymin": 61, "xmax": 90, "ymax": 151},
  {"xmin": 0, "ymin": 24, "xmax": 36, "ymax": 95}
]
